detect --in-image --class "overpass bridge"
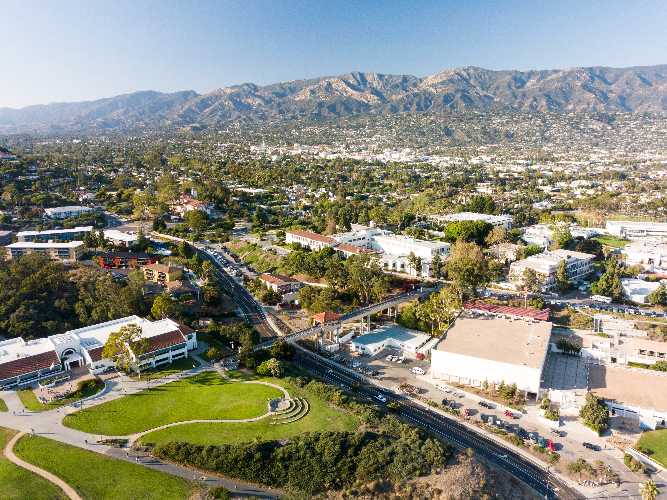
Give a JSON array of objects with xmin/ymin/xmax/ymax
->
[{"xmin": 257, "ymin": 287, "xmax": 437, "ymax": 349}]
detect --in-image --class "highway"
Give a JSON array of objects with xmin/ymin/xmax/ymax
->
[
  {"xmin": 293, "ymin": 349, "xmax": 585, "ymax": 500},
  {"xmin": 196, "ymin": 247, "xmax": 278, "ymax": 340}
]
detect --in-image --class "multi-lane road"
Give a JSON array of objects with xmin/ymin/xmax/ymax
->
[{"xmin": 199, "ymin": 244, "xmax": 584, "ymax": 500}]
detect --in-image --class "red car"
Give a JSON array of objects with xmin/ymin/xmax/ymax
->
[
  {"xmin": 546, "ymin": 440, "xmax": 556, "ymax": 451},
  {"xmin": 464, "ymin": 408, "xmax": 471, "ymax": 416},
  {"xmin": 504, "ymin": 410, "xmax": 518, "ymax": 419}
]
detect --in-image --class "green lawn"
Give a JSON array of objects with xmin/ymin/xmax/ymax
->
[
  {"xmin": 62, "ymin": 371, "xmax": 282, "ymax": 435},
  {"xmin": 593, "ymin": 235, "xmax": 631, "ymax": 248},
  {"xmin": 0, "ymin": 398, "xmax": 7, "ymax": 412},
  {"xmin": 197, "ymin": 333, "xmax": 233, "ymax": 362},
  {"xmin": 139, "ymin": 373, "xmax": 359, "ymax": 446},
  {"xmin": 130, "ymin": 355, "xmax": 201, "ymax": 380},
  {"xmin": 14, "ymin": 433, "xmax": 198, "ymax": 500},
  {"xmin": 17, "ymin": 379, "xmax": 105, "ymax": 412},
  {"xmin": 636, "ymin": 428, "xmax": 667, "ymax": 468},
  {"xmin": 0, "ymin": 427, "xmax": 67, "ymax": 500}
]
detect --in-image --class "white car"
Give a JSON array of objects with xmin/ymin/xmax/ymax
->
[
  {"xmin": 374, "ymin": 394, "xmax": 387, "ymax": 403},
  {"xmin": 397, "ymin": 357, "xmax": 405, "ymax": 363},
  {"xmin": 386, "ymin": 355, "xmax": 393, "ymax": 362},
  {"xmin": 352, "ymin": 362, "xmax": 361, "ymax": 368},
  {"xmin": 435, "ymin": 384, "xmax": 447, "ymax": 391}
]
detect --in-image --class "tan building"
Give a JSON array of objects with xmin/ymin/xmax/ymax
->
[
  {"xmin": 142, "ymin": 263, "xmax": 183, "ymax": 283},
  {"xmin": 258, "ymin": 273, "xmax": 302, "ymax": 294},
  {"xmin": 6, "ymin": 241, "xmax": 85, "ymax": 262}
]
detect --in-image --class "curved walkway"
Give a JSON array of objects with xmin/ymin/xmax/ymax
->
[
  {"xmin": 3, "ymin": 431, "xmax": 83, "ymax": 500},
  {"xmin": 105, "ymin": 368, "xmax": 292, "ymax": 445}
]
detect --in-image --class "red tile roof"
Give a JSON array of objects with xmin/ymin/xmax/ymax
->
[
  {"xmin": 144, "ymin": 330, "xmax": 187, "ymax": 355},
  {"xmin": 0, "ymin": 350, "xmax": 60, "ymax": 381},
  {"xmin": 312, "ymin": 311, "xmax": 342, "ymax": 324},
  {"xmin": 259, "ymin": 273, "xmax": 300, "ymax": 285},
  {"xmin": 463, "ymin": 301, "xmax": 551, "ymax": 322},
  {"xmin": 86, "ymin": 346, "xmax": 105, "ymax": 363},
  {"xmin": 333, "ymin": 243, "xmax": 375, "ymax": 255},
  {"xmin": 287, "ymin": 229, "xmax": 337, "ymax": 245}
]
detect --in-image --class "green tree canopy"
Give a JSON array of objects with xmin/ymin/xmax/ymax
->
[
  {"xmin": 579, "ymin": 392, "xmax": 610, "ymax": 430},
  {"xmin": 101, "ymin": 323, "xmax": 150, "ymax": 373},
  {"xmin": 648, "ymin": 282, "xmax": 667, "ymax": 306},
  {"xmin": 445, "ymin": 241, "xmax": 490, "ymax": 297},
  {"xmin": 151, "ymin": 292, "xmax": 181, "ymax": 320}
]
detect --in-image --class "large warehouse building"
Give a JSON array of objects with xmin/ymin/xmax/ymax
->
[{"xmin": 430, "ymin": 302, "xmax": 552, "ymax": 397}]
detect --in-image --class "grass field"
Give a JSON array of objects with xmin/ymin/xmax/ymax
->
[
  {"xmin": 62, "ymin": 371, "xmax": 282, "ymax": 435},
  {"xmin": 0, "ymin": 427, "xmax": 67, "ymax": 500},
  {"xmin": 139, "ymin": 371, "xmax": 359, "ymax": 446},
  {"xmin": 0, "ymin": 398, "xmax": 7, "ymax": 412},
  {"xmin": 14, "ymin": 433, "xmax": 198, "ymax": 500},
  {"xmin": 130, "ymin": 355, "xmax": 201, "ymax": 380},
  {"xmin": 636, "ymin": 428, "xmax": 667, "ymax": 468},
  {"xmin": 17, "ymin": 379, "xmax": 105, "ymax": 412},
  {"xmin": 593, "ymin": 235, "xmax": 631, "ymax": 248}
]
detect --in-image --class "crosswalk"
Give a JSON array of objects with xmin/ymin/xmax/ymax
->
[{"xmin": 560, "ymin": 418, "xmax": 596, "ymax": 437}]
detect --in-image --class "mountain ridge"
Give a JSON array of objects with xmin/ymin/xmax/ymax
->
[{"xmin": 2, "ymin": 64, "xmax": 667, "ymax": 134}]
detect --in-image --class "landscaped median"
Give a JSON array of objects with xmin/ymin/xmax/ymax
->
[
  {"xmin": 17, "ymin": 378, "xmax": 105, "ymax": 412},
  {"xmin": 62, "ymin": 371, "xmax": 283, "ymax": 435},
  {"xmin": 12, "ymin": 433, "xmax": 199, "ymax": 500}
]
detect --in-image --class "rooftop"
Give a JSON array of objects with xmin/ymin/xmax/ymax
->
[
  {"xmin": 435, "ymin": 310, "xmax": 551, "ymax": 369},
  {"xmin": 17, "ymin": 226, "xmax": 93, "ymax": 237},
  {"xmin": 286, "ymin": 229, "xmax": 337, "ymax": 245},
  {"xmin": 464, "ymin": 301, "xmax": 551, "ymax": 322},
  {"xmin": 7, "ymin": 241, "xmax": 84, "ymax": 249},
  {"xmin": 352, "ymin": 324, "xmax": 430, "ymax": 350},
  {"xmin": 312, "ymin": 311, "xmax": 342, "ymax": 324}
]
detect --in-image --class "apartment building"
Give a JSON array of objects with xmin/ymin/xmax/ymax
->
[
  {"xmin": 17, "ymin": 226, "xmax": 93, "ymax": 243},
  {"xmin": 510, "ymin": 249, "xmax": 595, "ymax": 291},
  {"xmin": 6, "ymin": 241, "xmax": 85, "ymax": 262},
  {"xmin": 44, "ymin": 206, "xmax": 94, "ymax": 220},
  {"xmin": 142, "ymin": 263, "xmax": 183, "ymax": 283}
]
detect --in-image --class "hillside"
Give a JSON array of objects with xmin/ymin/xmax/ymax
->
[{"xmin": 2, "ymin": 64, "xmax": 667, "ymax": 133}]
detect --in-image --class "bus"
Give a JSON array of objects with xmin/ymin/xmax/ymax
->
[{"xmin": 591, "ymin": 295, "xmax": 612, "ymax": 303}]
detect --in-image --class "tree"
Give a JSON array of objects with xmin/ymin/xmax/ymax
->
[
  {"xmin": 133, "ymin": 229, "xmax": 150, "ymax": 252},
  {"xmin": 576, "ymin": 239, "xmax": 604, "ymax": 260},
  {"xmin": 202, "ymin": 260, "xmax": 217, "ymax": 284},
  {"xmin": 345, "ymin": 254, "xmax": 388, "ymax": 305},
  {"xmin": 151, "ymin": 292, "xmax": 181, "ymax": 320},
  {"xmin": 485, "ymin": 226, "xmax": 509, "ymax": 247},
  {"xmin": 640, "ymin": 480, "xmax": 659, "ymax": 500},
  {"xmin": 206, "ymin": 347, "xmax": 221, "ymax": 361},
  {"xmin": 101, "ymin": 323, "xmax": 150, "ymax": 374},
  {"xmin": 527, "ymin": 297, "xmax": 547, "ymax": 310},
  {"xmin": 269, "ymin": 338, "xmax": 294, "ymax": 360},
  {"xmin": 549, "ymin": 222, "xmax": 574, "ymax": 250},
  {"xmin": 417, "ymin": 286, "xmax": 462, "ymax": 335},
  {"xmin": 590, "ymin": 257, "xmax": 624, "ymax": 300},
  {"xmin": 443, "ymin": 220, "xmax": 493, "ymax": 244},
  {"xmin": 648, "ymin": 282, "xmax": 667, "ymax": 306},
  {"xmin": 445, "ymin": 241, "xmax": 489, "ymax": 298},
  {"xmin": 515, "ymin": 268, "xmax": 541, "ymax": 308},
  {"xmin": 555, "ymin": 259, "xmax": 571, "ymax": 293},
  {"xmin": 430, "ymin": 250, "xmax": 443, "ymax": 279},
  {"xmin": 177, "ymin": 241, "xmax": 193, "ymax": 259},
  {"xmin": 184, "ymin": 209, "xmax": 209, "ymax": 232},
  {"xmin": 265, "ymin": 358, "xmax": 285, "ymax": 378},
  {"xmin": 82, "ymin": 231, "xmax": 96, "ymax": 249},
  {"xmin": 520, "ymin": 245, "xmax": 544, "ymax": 259},
  {"xmin": 189, "ymin": 252, "xmax": 203, "ymax": 275},
  {"xmin": 579, "ymin": 392, "xmax": 610, "ymax": 431},
  {"xmin": 152, "ymin": 215, "xmax": 167, "ymax": 232}
]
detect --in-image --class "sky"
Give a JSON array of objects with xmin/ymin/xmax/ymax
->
[{"xmin": 1, "ymin": 0, "xmax": 666, "ymax": 109}]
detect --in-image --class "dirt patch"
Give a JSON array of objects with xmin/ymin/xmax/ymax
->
[
  {"xmin": 589, "ymin": 364, "xmax": 667, "ymax": 412},
  {"xmin": 323, "ymin": 455, "xmax": 539, "ymax": 500}
]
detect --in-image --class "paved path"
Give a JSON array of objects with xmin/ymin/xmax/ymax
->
[
  {"xmin": 0, "ymin": 363, "xmax": 291, "ymax": 499},
  {"xmin": 3, "ymin": 431, "xmax": 83, "ymax": 500}
]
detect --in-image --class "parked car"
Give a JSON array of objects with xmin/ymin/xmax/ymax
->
[
  {"xmin": 480, "ymin": 413, "xmax": 487, "ymax": 423},
  {"xmin": 442, "ymin": 398, "xmax": 448, "ymax": 405},
  {"xmin": 546, "ymin": 440, "xmax": 556, "ymax": 451},
  {"xmin": 550, "ymin": 429, "xmax": 562, "ymax": 437},
  {"xmin": 412, "ymin": 367, "xmax": 425, "ymax": 375},
  {"xmin": 478, "ymin": 401, "xmax": 492, "ymax": 409},
  {"xmin": 504, "ymin": 410, "xmax": 518, "ymax": 419},
  {"xmin": 464, "ymin": 408, "xmax": 471, "ymax": 416},
  {"xmin": 582, "ymin": 442, "xmax": 597, "ymax": 451},
  {"xmin": 529, "ymin": 434, "xmax": 537, "ymax": 444},
  {"xmin": 371, "ymin": 370, "xmax": 379, "ymax": 376},
  {"xmin": 537, "ymin": 436, "xmax": 545, "ymax": 448}
]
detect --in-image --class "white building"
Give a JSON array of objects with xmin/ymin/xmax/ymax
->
[
  {"xmin": 0, "ymin": 316, "xmax": 197, "ymax": 389},
  {"xmin": 621, "ymin": 278, "xmax": 663, "ymax": 304},
  {"xmin": 104, "ymin": 229, "xmax": 138, "ymax": 247},
  {"xmin": 430, "ymin": 306, "xmax": 551, "ymax": 396},
  {"xmin": 622, "ymin": 241, "xmax": 667, "ymax": 269},
  {"xmin": 6, "ymin": 241, "xmax": 85, "ymax": 262},
  {"xmin": 44, "ymin": 206, "xmax": 94, "ymax": 220},
  {"xmin": 433, "ymin": 212, "xmax": 513, "ymax": 230},
  {"xmin": 509, "ymin": 249, "xmax": 594, "ymax": 291},
  {"xmin": 285, "ymin": 229, "xmax": 338, "ymax": 251},
  {"xmin": 17, "ymin": 226, "xmax": 93, "ymax": 243},
  {"xmin": 350, "ymin": 324, "xmax": 431, "ymax": 356},
  {"xmin": 606, "ymin": 220, "xmax": 667, "ymax": 240}
]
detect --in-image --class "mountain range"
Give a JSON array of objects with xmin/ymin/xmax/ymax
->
[{"xmin": 2, "ymin": 64, "xmax": 667, "ymax": 134}]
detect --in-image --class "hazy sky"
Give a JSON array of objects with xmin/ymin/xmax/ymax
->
[{"xmin": 1, "ymin": 0, "xmax": 666, "ymax": 109}]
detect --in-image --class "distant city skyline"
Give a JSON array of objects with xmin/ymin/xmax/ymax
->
[{"xmin": 1, "ymin": 0, "xmax": 666, "ymax": 109}]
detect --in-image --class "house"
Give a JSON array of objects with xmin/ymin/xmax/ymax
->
[
  {"xmin": 258, "ymin": 273, "xmax": 302, "ymax": 294},
  {"xmin": 142, "ymin": 263, "xmax": 183, "ymax": 283},
  {"xmin": 98, "ymin": 252, "xmax": 159, "ymax": 269},
  {"xmin": 165, "ymin": 279, "xmax": 196, "ymax": 299},
  {"xmin": 176, "ymin": 199, "xmax": 215, "ymax": 215}
]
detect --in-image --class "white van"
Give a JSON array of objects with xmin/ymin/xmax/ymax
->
[
  {"xmin": 412, "ymin": 367, "xmax": 425, "ymax": 375},
  {"xmin": 435, "ymin": 383, "xmax": 449, "ymax": 392}
]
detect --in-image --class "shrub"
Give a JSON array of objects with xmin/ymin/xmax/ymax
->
[
  {"xmin": 387, "ymin": 402, "xmax": 402, "ymax": 414},
  {"xmin": 548, "ymin": 452, "xmax": 561, "ymax": 464},
  {"xmin": 208, "ymin": 486, "xmax": 232, "ymax": 500},
  {"xmin": 543, "ymin": 409, "xmax": 559, "ymax": 421}
]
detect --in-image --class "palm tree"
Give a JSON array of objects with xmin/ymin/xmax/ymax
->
[{"xmin": 640, "ymin": 480, "xmax": 658, "ymax": 500}]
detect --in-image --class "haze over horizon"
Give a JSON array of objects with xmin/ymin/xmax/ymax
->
[{"xmin": 2, "ymin": 0, "xmax": 666, "ymax": 109}]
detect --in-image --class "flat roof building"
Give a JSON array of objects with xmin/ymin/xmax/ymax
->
[
  {"xmin": 44, "ymin": 206, "xmax": 94, "ymax": 220},
  {"xmin": 350, "ymin": 324, "xmax": 431, "ymax": 356},
  {"xmin": 17, "ymin": 226, "xmax": 93, "ymax": 243},
  {"xmin": 606, "ymin": 220, "xmax": 667, "ymax": 240},
  {"xmin": 431, "ymin": 308, "xmax": 551, "ymax": 395},
  {"xmin": 434, "ymin": 212, "xmax": 513, "ymax": 230},
  {"xmin": 99, "ymin": 252, "xmax": 159, "ymax": 269},
  {"xmin": 6, "ymin": 241, "xmax": 85, "ymax": 262},
  {"xmin": 510, "ymin": 249, "xmax": 594, "ymax": 292},
  {"xmin": 622, "ymin": 240, "xmax": 667, "ymax": 269}
]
